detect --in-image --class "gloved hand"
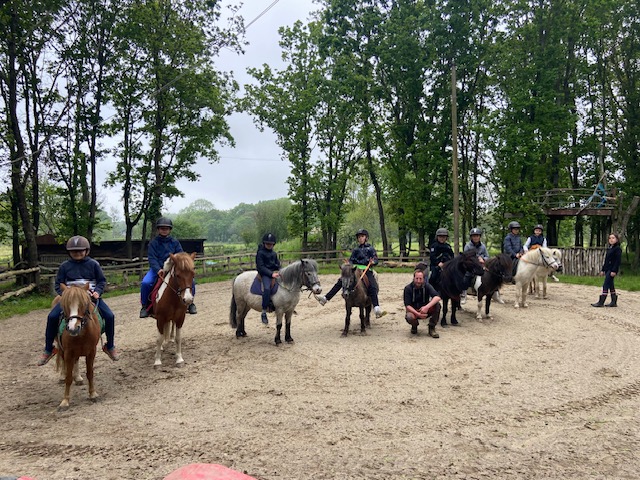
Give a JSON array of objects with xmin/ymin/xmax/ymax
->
[{"xmin": 316, "ymin": 295, "xmax": 327, "ymax": 306}]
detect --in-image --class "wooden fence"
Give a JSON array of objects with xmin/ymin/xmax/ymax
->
[
  {"xmin": 555, "ymin": 247, "xmax": 606, "ymax": 276},
  {"xmin": 0, "ymin": 247, "xmax": 612, "ymax": 302}
]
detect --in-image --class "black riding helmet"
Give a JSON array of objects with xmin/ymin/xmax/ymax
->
[
  {"xmin": 355, "ymin": 229, "xmax": 369, "ymax": 237},
  {"xmin": 469, "ymin": 227, "xmax": 482, "ymax": 237},
  {"xmin": 262, "ymin": 233, "xmax": 276, "ymax": 244}
]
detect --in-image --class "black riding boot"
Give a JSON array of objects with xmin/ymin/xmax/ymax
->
[
  {"xmin": 591, "ymin": 294, "xmax": 607, "ymax": 307},
  {"xmin": 605, "ymin": 293, "xmax": 618, "ymax": 307}
]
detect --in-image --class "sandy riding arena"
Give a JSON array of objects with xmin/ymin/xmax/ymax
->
[{"xmin": 1, "ymin": 273, "xmax": 640, "ymax": 480}]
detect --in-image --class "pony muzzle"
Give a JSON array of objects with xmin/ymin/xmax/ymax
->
[{"xmin": 312, "ymin": 284, "xmax": 322, "ymax": 295}]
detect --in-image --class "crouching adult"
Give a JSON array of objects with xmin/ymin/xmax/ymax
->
[{"xmin": 404, "ymin": 269, "xmax": 441, "ymax": 337}]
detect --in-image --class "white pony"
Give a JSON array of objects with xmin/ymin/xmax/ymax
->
[
  {"xmin": 514, "ymin": 247, "xmax": 562, "ymax": 308},
  {"xmin": 529, "ymin": 248, "xmax": 562, "ymax": 300}
]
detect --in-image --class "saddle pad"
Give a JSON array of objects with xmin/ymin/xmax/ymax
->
[
  {"xmin": 163, "ymin": 463, "xmax": 256, "ymax": 480},
  {"xmin": 249, "ymin": 275, "xmax": 279, "ymax": 296},
  {"xmin": 58, "ymin": 309, "xmax": 105, "ymax": 336}
]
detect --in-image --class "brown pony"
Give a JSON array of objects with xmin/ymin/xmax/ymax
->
[
  {"xmin": 152, "ymin": 252, "xmax": 196, "ymax": 367},
  {"xmin": 53, "ymin": 283, "xmax": 101, "ymax": 410},
  {"xmin": 339, "ymin": 263, "xmax": 372, "ymax": 336}
]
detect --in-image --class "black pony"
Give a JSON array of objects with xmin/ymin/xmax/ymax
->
[
  {"xmin": 338, "ymin": 263, "xmax": 372, "ymax": 336},
  {"xmin": 436, "ymin": 250, "xmax": 485, "ymax": 327},
  {"xmin": 474, "ymin": 254, "xmax": 512, "ymax": 320}
]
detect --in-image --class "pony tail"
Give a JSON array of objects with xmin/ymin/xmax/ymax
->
[{"xmin": 229, "ymin": 293, "xmax": 238, "ymax": 328}]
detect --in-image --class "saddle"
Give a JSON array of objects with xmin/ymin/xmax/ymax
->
[
  {"xmin": 250, "ymin": 275, "xmax": 279, "ymax": 296},
  {"xmin": 142, "ymin": 275, "xmax": 165, "ymax": 317}
]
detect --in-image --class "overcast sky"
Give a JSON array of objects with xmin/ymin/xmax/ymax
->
[{"xmin": 98, "ymin": 0, "xmax": 319, "ymax": 215}]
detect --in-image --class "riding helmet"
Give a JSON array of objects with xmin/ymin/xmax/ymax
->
[
  {"xmin": 436, "ymin": 228, "xmax": 449, "ymax": 237},
  {"xmin": 534, "ymin": 224, "xmax": 544, "ymax": 232},
  {"xmin": 508, "ymin": 221, "xmax": 521, "ymax": 230},
  {"xmin": 469, "ymin": 227, "xmax": 482, "ymax": 237},
  {"xmin": 66, "ymin": 235, "xmax": 90, "ymax": 252},
  {"xmin": 156, "ymin": 217, "xmax": 173, "ymax": 229},
  {"xmin": 355, "ymin": 229, "xmax": 369, "ymax": 237},
  {"xmin": 262, "ymin": 233, "xmax": 277, "ymax": 244}
]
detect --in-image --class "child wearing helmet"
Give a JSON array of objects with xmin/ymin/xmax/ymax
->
[
  {"xmin": 316, "ymin": 229, "xmax": 384, "ymax": 318},
  {"xmin": 503, "ymin": 221, "xmax": 523, "ymax": 279},
  {"xmin": 428, "ymin": 228, "xmax": 454, "ymax": 290},
  {"xmin": 140, "ymin": 217, "xmax": 197, "ymax": 318},
  {"xmin": 460, "ymin": 228, "xmax": 489, "ymax": 304},
  {"xmin": 256, "ymin": 233, "xmax": 281, "ymax": 324},
  {"xmin": 523, "ymin": 224, "xmax": 547, "ymax": 252},
  {"xmin": 37, "ymin": 236, "xmax": 119, "ymax": 366}
]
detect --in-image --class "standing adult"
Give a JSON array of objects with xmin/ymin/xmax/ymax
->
[
  {"xmin": 591, "ymin": 233, "xmax": 622, "ymax": 307},
  {"xmin": 140, "ymin": 217, "xmax": 197, "ymax": 318},
  {"xmin": 404, "ymin": 269, "xmax": 441, "ymax": 337}
]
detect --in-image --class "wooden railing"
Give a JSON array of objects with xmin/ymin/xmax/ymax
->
[{"xmin": 0, "ymin": 247, "xmax": 613, "ymax": 302}]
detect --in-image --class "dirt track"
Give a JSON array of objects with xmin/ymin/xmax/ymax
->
[{"xmin": 1, "ymin": 273, "xmax": 640, "ymax": 480}]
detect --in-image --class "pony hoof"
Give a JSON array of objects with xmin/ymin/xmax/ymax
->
[
  {"xmin": 58, "ymin": 403, "xmax": 70, "ymax": 411},
  {"xmin": 74, "ymin": 379, "xmax": 84, "ymax": 386},
  {"xmin": 175, "ymin": 362, "xmax": 185, "ymax": 368},
  {"xmin": 275, "ymin": 339, "xmax": 282, "ymax": 346},
  {"xmin": 440, "ymin": 322, "xmax": 448, "ymax": 328},
  {"xmin": 154, "ymin": 361, "xmax": 162, "ymax": 367},
  {"xmin": 285, "ymin": 338, "xmax": 294, "ymax": 344},
  {"xmin": 451, "ymin": 319, "xmax": 459, "ymax": 326},
  {"xmin": 235, "ymin": 331, "xmax": 247, "ymax": 338},
  {"xmin": 341, "ymin": 331, "xmax": 348, "ymax": 337}
]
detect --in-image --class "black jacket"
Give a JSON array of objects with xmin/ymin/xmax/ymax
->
[
  {"xmin": 256, "ymin": 244, "xmax": 281, "ymax": 278},
  {"xmin": 602, "ymin": 243, "xmax": 622, "ymax": 274}
]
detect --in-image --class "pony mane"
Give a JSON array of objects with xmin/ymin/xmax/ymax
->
[
  {"xmin": 60, "ymin": 285, "xmax": 91, "ymax": 315},
  {"xmin": 486, "ymin": 253, "xmax": 512, "ymax": 273},
  {"xmin": 163, "ymin": 252, "xmax": 195, "ymax": 273},
  {"xmin": 279, "ymin": 258, "xmax": 318, "ymax": 285}
]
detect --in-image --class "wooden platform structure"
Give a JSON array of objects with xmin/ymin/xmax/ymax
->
[{"xmin": 538, "ymin": 187, "xmax": 617, "ymax": 217}]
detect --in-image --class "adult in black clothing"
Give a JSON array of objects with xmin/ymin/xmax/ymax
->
[{"xmin": 404, "ymin": 269, "xmax": 441, "ymax": 337}]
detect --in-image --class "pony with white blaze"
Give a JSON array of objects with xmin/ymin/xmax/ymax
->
[{"xmin": 514, "ymin": 247, "xmax": 562, "ymax": 308}]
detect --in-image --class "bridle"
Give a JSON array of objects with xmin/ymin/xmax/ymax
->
[
  {"xmin": 63, "ymin": 294, "xmax": 95, "ymax": 335},
  {"xmin": 521, "ymin": 248, "xmax": 558, "ymax": 269}
]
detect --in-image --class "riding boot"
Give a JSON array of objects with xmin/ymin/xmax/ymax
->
[
  {"xmin": 591, "ymin": 294, "xmax": 607, "ymax": 307},
  {"xmin": 428, "ymin": 325, "xmax": 439, "ymax": 338},
  {"xmin": 605, "ymin": 293, "xmax": 618, "ymax": 307},
  {"xmin": 261, "ymin": 310, "xmax": 269, "ymax": 325}
]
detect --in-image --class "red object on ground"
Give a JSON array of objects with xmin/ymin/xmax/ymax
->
[{"xmin": 163, "ymin": 464, "xmax": 257, "ymax": 480}]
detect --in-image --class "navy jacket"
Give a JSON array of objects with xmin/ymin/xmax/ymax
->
[
  {"xmin": 429, "ymin": 241, "xmax": 454, "ymax": 270},
  {"xmin": 602, "ymin": 243, "xmax": 622, "ymax": 274},
  {"xmin": 148, "ymin": 235, "xmax": 184, "ymax": 272},
  {"xmin": 256, "ymin": 244, "xmax": 281, "ymax": 278},
  {"xmin": 503, "ymin": 233, "xmax": 523, "ymax": 259},
  {"xmin": 55, "ymin": 256, "xmax": 107, "ymax": 296},
  {"xmin": 350, "ymin": 243, "xmax": 378, "ymax": 266}
]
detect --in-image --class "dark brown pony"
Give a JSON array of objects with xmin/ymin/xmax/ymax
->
[
  {"xmin": 339, "ymin": 263, "xmax": 372, "ymax": 336},
  {"xmin": 438, "ymin": 250, "xmax": 485, "ymax": 327},
  {"xmin": 474, "ymin": 254, "xmax": 512, "ymax": 320},
  {"xmin": 152, "ymin": 252, "xmax": 196, "ymax": 367},
  {"xmin": 53, "ymin": 283, "xmax": 101, "ymax": 410}
]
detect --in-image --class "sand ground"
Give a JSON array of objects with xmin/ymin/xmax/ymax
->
[{"xmin": 1, "ymin": 273, "xmax": 639, "ymax": 480}]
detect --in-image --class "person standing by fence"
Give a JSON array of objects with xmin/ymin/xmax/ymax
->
[{"xmin": 591, "ymin": 233, "xmax": 622, "ymax": 308}]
